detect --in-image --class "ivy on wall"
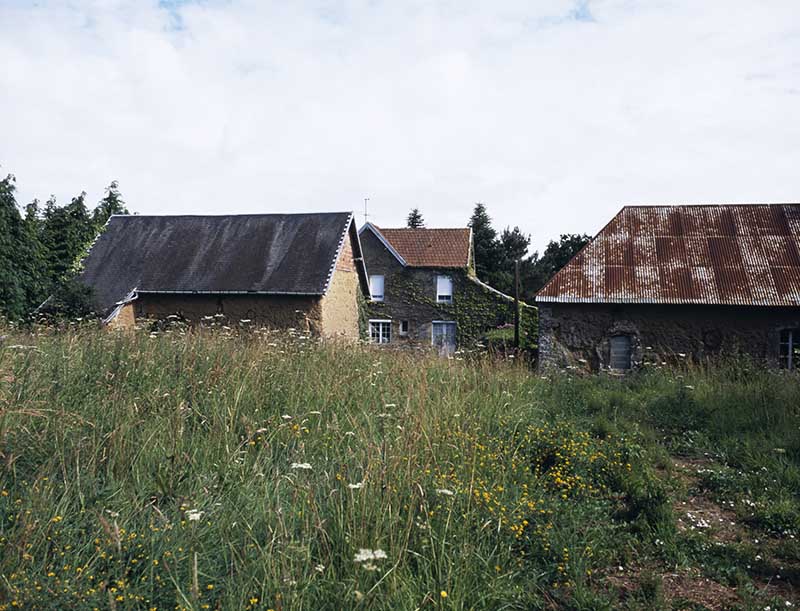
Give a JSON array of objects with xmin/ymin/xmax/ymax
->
[{"xmin": 365, "ymin": 269, "xmax": 538, "ymax": 349}]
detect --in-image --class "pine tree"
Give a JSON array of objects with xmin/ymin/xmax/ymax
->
[
  {"xmin": 468, "ymin": 203, "xmax": 502, "ymax": 284},
  {"xmin": 0, "ymin": 174, "xmax": 27, "ymax": 319},
  {"xmin": 92, "ymin": 180, "xmax": 128, "ymax": 229},
  {"xmin": 19, "ymin": 199, "xmax": 50, "ymax": 312},
  {"xmin": 406, "ymin": 208, "xmax": 425, "ymax": 228},
  {"xmin": 42, "ymin": 192, "xmax": 94, "ymax": 281}
]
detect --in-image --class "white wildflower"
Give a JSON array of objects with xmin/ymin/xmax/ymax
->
[
  {"xmin": 436, "ymin": 489, "xmax": 454, "ymax": 496},
  {"xmin": 348, "ymin": 482, "xmax": 364, "ymax": 489},
  {"xmin": 354, "ymin": 548, "xmax": 388, "ymax": 563},
  {"xmin": 314, "ymin": 564, "xmax": 325, "ymax": 573},
  {"xmin": 281, "ymin": 414, "xmax": 292, "ymax": 420},
  {"xmin": 186, "ymin": 509, "xmax": 204, "ymax": 522},
  {"xmin": 290, "ymin": 462, "xmax": 312, "ymax": 470}
]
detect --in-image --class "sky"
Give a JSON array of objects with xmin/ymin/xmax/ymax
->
[{"xmin": 1, "ymin": 0, "xmax": 799, "ymax": 253}]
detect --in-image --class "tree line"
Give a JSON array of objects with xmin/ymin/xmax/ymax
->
[
  {"xmin": 0, "ymin": 173, "xmax": 127, "ymax": 321},
  {"xmin": 406, "ymin": 205, "xmax": 590, "ymax": 302}
]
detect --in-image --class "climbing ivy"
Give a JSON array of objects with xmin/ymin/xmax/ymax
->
[{"xmin": 365, "ymin": 269, "xmax": 538, "ymax": 350}]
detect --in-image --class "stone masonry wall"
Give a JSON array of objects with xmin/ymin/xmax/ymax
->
[
  {"xmin": 132, "ymin": 293, "xmax": 323, "ymax": 334},
  {"xmin": 360, "ymin": 228, "xmax": 525, "ymax": 348},
  {"xmin": 538, "ymin": 303, "xmax": 800, "ymax": 371}
]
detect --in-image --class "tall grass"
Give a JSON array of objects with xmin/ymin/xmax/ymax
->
[{"xmin": 0, "ymin": 328, "xmax": 798, "ymax": 610}]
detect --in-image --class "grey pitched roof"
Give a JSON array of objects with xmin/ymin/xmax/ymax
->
[{"xmin": 81, "ymin": 212, "xmax": 357, "ymax": 313}]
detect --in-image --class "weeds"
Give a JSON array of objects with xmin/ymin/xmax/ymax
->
[{"xmin": 0, "ymin": 328, "xmax": 798, "ymax": 609}]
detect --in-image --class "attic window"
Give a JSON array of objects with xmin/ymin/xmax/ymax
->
[
  {"xmin": 436, "ymin": 275, "xmax": 453, "ymax": 303},
  {"xmin": 369, "ymin": 275, "xmax": 384, "ymax": 302},
  {"xmin": 780, "ymin": 329, "xmax": 800, "ymax": 370},
  {"xmin": 609, "ymin": 335, "xmax": 632, "ymax": 371}
]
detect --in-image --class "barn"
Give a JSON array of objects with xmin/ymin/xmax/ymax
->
[
  {"xmin": 79, "ymin": 212, "xmax": 370, "ymax": 338},
  {"xmin": 536, "ymin": 204, "xmax": 800, "ymax": 371}
]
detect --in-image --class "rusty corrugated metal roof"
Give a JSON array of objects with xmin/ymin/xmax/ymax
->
[
  {"xmin": 376, "ymin": 226, "xmax": 472, "ymax": 268},
  {"xmin": 536, "ymin": 204, "xmax": 800, "ymax": 306}
]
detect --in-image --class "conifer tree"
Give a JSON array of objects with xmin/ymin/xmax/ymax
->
[
  {"xmin": 406, "ymin": 208, "xmax": 425, "ymax": 228},
  {"xmin": 0, "ymin": 174, "xmax": 27, "ymax": 319}
]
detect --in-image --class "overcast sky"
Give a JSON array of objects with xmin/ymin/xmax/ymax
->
[{"xmin": 2, "ymin": 1, "xmax": 799, "ymax": 252}]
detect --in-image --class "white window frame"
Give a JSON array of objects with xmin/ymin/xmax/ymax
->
[
  {"xmin": 369, "ymin": 319, "xmax": 391, "ymax": 344},
  {"xmin": 780, "ymin": 328, "xmax": 799, "ymax": 370},
  {"xmin": 399, "ymin": 320, "xmax": 409, "ymax": 336},
  {"xmin": 369, "ymin": 275, "xmax": 385, "ymax": 302},
  {"xmin": 436, "ymin": 275, "xmax": 453, "ymax": 303}
]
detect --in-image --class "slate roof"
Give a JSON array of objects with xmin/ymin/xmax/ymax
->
[
  {"xmin": 536, "ymin": 204, "xmax": 800, "ymax": 306},
  {"xmin": 365, "ymin": 225, "xmax": 472, "ymax": 268},
  {"xmin": 81, "ymin": 212, "xmax": 360, "ymax": 314}
]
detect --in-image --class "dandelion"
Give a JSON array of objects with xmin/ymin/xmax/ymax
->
[
  {"xmin": 440, "ymin": 590, "xmax": 448, "ymax": 598},
  {"xmin": 290, "ymin": 462, "xmax": 312, "ymax": 470}
]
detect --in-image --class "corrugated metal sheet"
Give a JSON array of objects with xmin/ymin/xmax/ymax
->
[{"xmin": 536, "ymin": 204, "xmax": 800, "ymax": 306}]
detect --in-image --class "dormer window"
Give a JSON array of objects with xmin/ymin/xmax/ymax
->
[
  {"xmin": 436, "ymin": 275, "xmax": 453, "ymax": 303},
  {"xmin": 369, "ymin": 275, "xmax": 384, "ymax": 302}
]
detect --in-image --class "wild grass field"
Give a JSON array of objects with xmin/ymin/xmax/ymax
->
[{"xmin": 0, "ymin": 328, "xmax": 798, "ymax": 610}]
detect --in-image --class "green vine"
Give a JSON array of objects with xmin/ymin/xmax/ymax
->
[{"xmin": 366, "ymin": 270, "xmax": 538, "ymax": 349}]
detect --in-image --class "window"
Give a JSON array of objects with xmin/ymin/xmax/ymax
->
[
  {"xmin": 369, "ymin": 275, "xmax": 384, "ymax": 301},
  {"xmin": 399, "ymin": 320, "xmax": 409, "ymax": 336},
  {"xmin": 780, "ymin": 329, "xmax": 800, "ymax": 370},
  {"xmin": 369, "ymin": 320, "xmax": 391, "ymax": 344},
  {"xmin": 609, "ymin": 335, "xmax": 632, "ymax": 370},
  {"xmin": 436, "ymin": 275, "xmax": 453, "ymax": 303}
]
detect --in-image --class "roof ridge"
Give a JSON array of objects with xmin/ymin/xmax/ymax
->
[
  {"xmin": 620, "ymin": 203, "xmax": 800, "ymax": 209},
  {"xmin": 111, "ymin": 211, "xmax": 354, "ymax": 219}
]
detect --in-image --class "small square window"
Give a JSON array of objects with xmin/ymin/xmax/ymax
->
[
  {"xmin": 369, "ymin": 275, "xmax": 384, "ymax": 301},
  {"xmin": 436, "ymin": 275, "xmax": 453, "ymax": 303},
  {"xmin": 369, "ymin": 320, "xmax": 391, "ymax": 344},
  {"xmin": 399, "ymin": 320, "xmax": 409, "ymax": 336}
]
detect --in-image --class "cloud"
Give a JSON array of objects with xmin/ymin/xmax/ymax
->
[{"xmin": 1, "ymin": 0, "xmax": 798, "ymax": 252}]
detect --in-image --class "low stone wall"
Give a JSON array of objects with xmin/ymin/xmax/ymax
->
[
  {"xmin": 538, "ymin": 303, "xmax": 800, "ymax": 371},
  {"xmin": 132, "ymin": 293, "xmax": 323, "ymax": 334}
]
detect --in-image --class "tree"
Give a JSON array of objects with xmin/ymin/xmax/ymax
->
[
  {"xmin": 468, "ymin": 203, "xmax": 503, "ymax": 284},
  {"xmin": 493, "ymin": 226, "xmax": 532, "ymax": 294},
  {"xmin": 406, "ymin": 208, "xmax": 425, "ymax": 228},
  {"xmin": 0, "ymin": 174, "xmax": 27, "ymax": 319},
  {"xmin": 521, "ymin": 233, "xmax": 591, "ymax": 301},
  {"xmin": 92, "ymin": 180, "xmax": 128, "ymax": 229},
  {"xmin": 41, "ymin": 192, "xmax": 95, "ymax": 282}
]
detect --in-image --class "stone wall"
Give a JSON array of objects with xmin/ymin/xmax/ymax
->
[
  {"xmin": 538, "ymin": 303, "xmax": 800, "ymax": 371},
  {"xmin": 320, "ymin": 228, "xmax": 362, "ymax": 341},
  {"xmin": 360, "ymin": 228, "xmax": 530, "ymax": 348},
  {"xmin": 132, "ymin": 293, "xmax": 323, "ymax": 333}
]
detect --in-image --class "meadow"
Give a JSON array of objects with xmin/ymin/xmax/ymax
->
[{"xmin": 0, "ymin": 327, "xmax": 798, "ymax": 610}]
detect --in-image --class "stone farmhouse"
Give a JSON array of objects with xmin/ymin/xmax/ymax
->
[
  {"xmin": 536, "ymin": 204, "xmax": 800, "ymax": 371},
  {"xmin": 79, "ymin": 212, "xmax": 370, "ymax": 339},
  {"xmin": 358, "ymin": 223, "xmax": 534, "ymax": 352}
]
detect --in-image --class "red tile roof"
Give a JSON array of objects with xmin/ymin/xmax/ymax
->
[
  {"xmin": 536, "ymin": 204, "xmax": 800, "ymax": 306},
  {"xmin": 376, "ymin": 227, "xmax": 472, "ymax": 268}
]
